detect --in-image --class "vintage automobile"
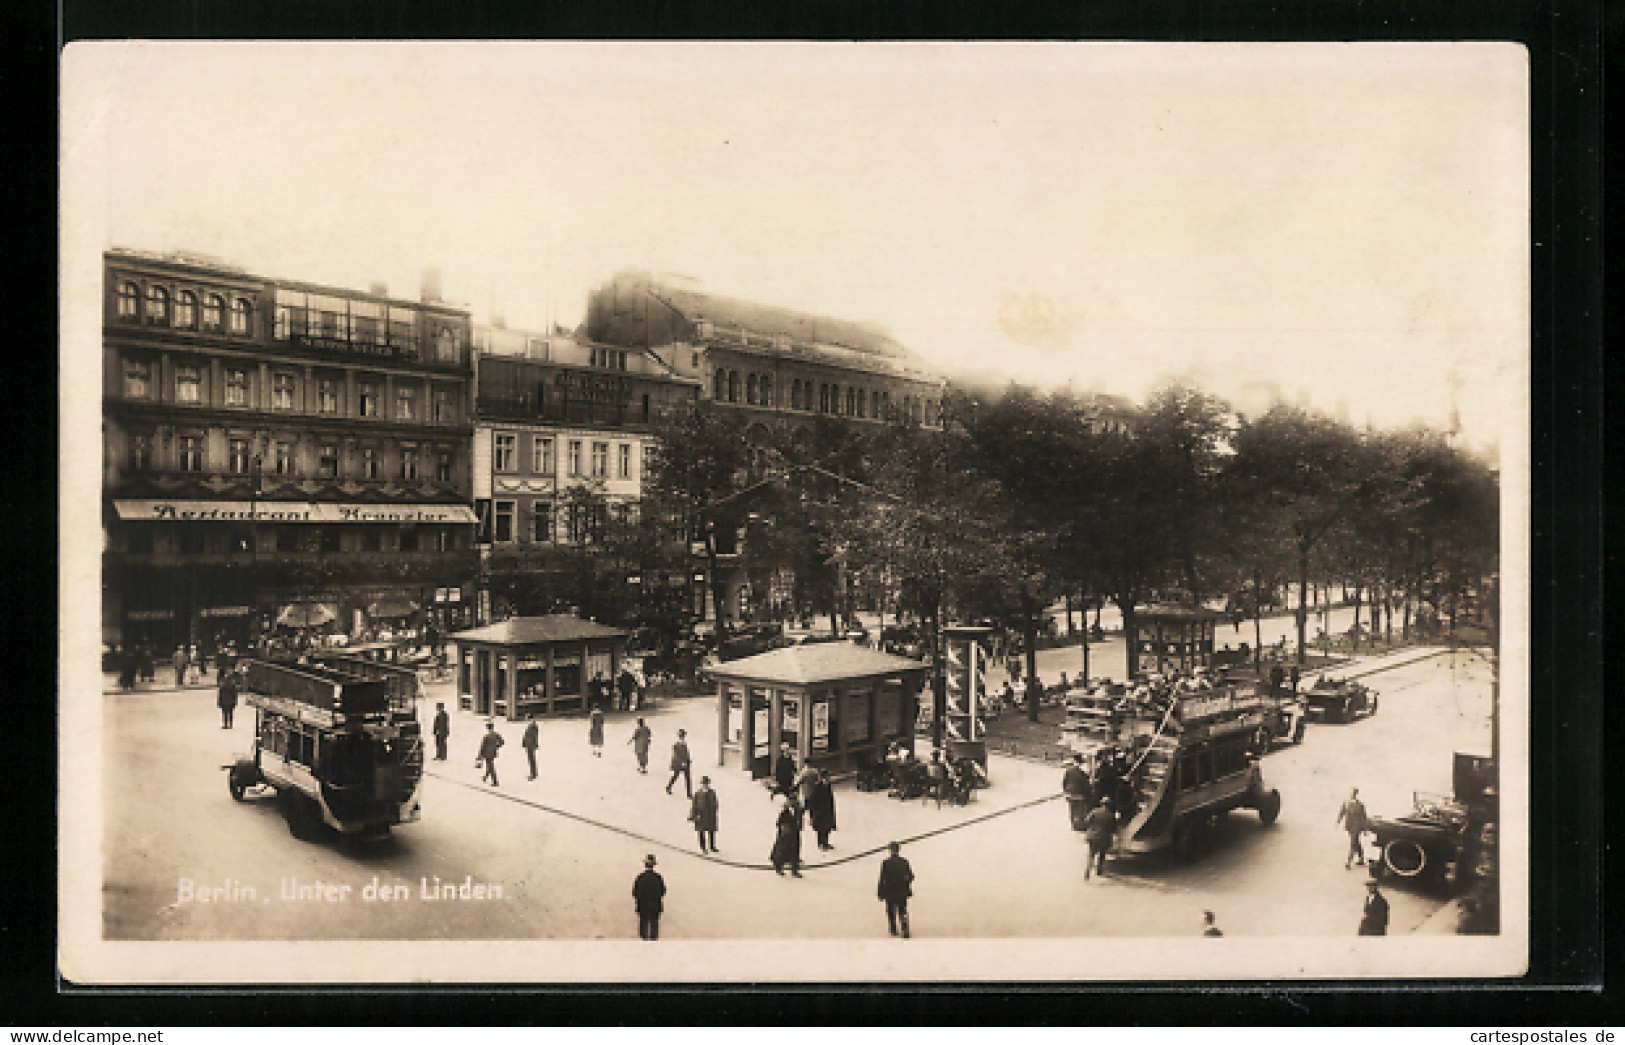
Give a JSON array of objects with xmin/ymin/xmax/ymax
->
[
  {"xmin": 1303, "ymin": 676, "xmax": 1379, "ymax": 723},
  {"xmin": 223, "ymin": 658, "xmax": 424, "ymax": 840},
  {"xmin": 1368, "ymin": 752, "xmax": 1498, "ymax": 889}
]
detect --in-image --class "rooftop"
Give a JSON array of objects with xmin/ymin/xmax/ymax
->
[
  {"xmin": 450, "ymin": 615, "xmax": 630, "ymax": 646},
  {"xmin": 1136, "ymin": 604, "xmax": 1228, "ymax": 622},
  {"xmin": 708, "ymin": 643, "xmax": 927, "ymax": 686}
]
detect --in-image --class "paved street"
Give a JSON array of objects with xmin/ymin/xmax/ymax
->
[{"xmin": 103, "ymin": 641, "xmax": 1490, "ymax": 942}]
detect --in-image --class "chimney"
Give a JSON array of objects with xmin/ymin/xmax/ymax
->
[
  {"xmin": 369, "ymin": 282, "xmax": 388, "ymax": 297},
  {"xmin": 420, "ymin": 267, "xmax": 443, "ymax": 303}
]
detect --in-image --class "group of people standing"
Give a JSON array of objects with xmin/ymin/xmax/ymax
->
[
  {"xmin": 768, "ymin": 743, "xmax": 839, "ymax": 875},
  {"xmin": 113, "ymin": 641, "xmax": 241, "ymax": 691}
]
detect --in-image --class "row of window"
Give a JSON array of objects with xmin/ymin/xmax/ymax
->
[
  {"xmin": 710, "ymin": 367, "xmax": 939, "ymax": 424},
  {"xmin": 115, "ymin": 282, "xmax": 253, "ymax": 335},
  {"xmin": 120, "ymin": 356, "xmax": 462, "ymax": 423},
  {"xmin": 121, "ymin": 521, "xmax": 465, "ymax": 557},
  {"xmin": 489, "ymin": 497, "xmax": 632, "ymax": 545},
  {"xmin": 588, "ymin": 346, "xmax": 628, "ymax": 370},
  {"xmin": 126, "ymin": 432, "xmax": 456, "ymax": 483},
  {"xmin": 492, "ymin": 432, "xmax": 637, "ymax": 481}
]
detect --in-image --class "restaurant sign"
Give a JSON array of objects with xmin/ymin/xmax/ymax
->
[{"xmin": 113, "ymin": 500, "xmax": 477, "ymax": 524}]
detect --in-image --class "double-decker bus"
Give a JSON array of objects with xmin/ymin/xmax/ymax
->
[{"xmin": 223, "ymin": 658, "xmax": 424, "ymax": 839}]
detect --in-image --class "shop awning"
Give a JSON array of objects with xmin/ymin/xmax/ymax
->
[
  {"xmin": 276, "ymin": 602, "xmax": 339, "ymax": 629},
  {"xmin": 368, "ymin": 596, "xmax": 420, "ymax": 619},
  {"xmin": 113, "ymin": 500, "xmax": 478, "ymax": 524}
]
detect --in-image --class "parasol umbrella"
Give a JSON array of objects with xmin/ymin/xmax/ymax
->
[{"xmin": 276, "ymin": 602, "xmax": 338, "ymax": 629}]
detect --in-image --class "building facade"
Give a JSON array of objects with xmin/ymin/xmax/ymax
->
[
  {"xmin": 582, "ymin": 270, "xmax": 948, "ymax": 627},
  {"xmin": 582, "ymin": 270, "xmax": 947, "ymax": 434},
  {"xmin": 470, "ymin": 323, "xmax": 701, "ymax": 619},
  {"xmin": 102, "ymin": 249, "xmax": 479, "ymax": 654}
]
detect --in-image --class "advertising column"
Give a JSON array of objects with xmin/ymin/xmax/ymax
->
[{"xmin": 943, "ymin": 626, "xmax": 991, "ymax": 768}]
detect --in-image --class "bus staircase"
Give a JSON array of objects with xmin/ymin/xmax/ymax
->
[{"xmin": 1117, "ymin": 704, "xmax": 1180, "ymax": 851}]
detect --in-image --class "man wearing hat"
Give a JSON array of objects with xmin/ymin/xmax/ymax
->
[
  {"xmin": 1358, "ymin": 876, "xmax": 1390, "ymax": 936},
  {"xmin": 666, "ymin": 728, "xmax": 692, "ymax": 797},
  {"xmin": 476, "ymin": 720, "xmax": 504, "ymax": 787},
  {"xmin": 1202, "ymin": 910, "xmax": 1223, "ymax": 937},
  {"xmin": 689, "ymin": 775, "xmax": 719, "ymax": 853},
  {"xmin": 1082, "ymin": 797, "xmax": 1115, "ymax": 880},
  {"xmin": 876, "ymin": 841, "xmax": 914, "ymax": 938},
  {"xmin": 632, "ymin": 854, "xmax": 666, "ymax": 941},
  {"xmin": 1062, "ymin": 753, "xmax": 1092, "ymax": 831}
]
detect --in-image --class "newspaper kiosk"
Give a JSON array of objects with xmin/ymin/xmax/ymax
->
[
  {"xmin": 710, "ymin": 643, "xmax": 927, "ymax": 781},
  {"xmin": 451, "ymin": 615, "xmax": 629, "ymax": 721}
]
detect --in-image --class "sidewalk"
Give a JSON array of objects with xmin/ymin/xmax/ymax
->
[{"xmin": 417, "ymin": 676, "xmax": 1063, "ymax": 872}]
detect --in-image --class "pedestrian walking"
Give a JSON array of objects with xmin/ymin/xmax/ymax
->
[
  {"xmin": 138, "ymin": 645, "xmax": 155, "ymax": 683},
  {"xmin": 632, "ymin": 855, "xmax": 666, "ymax": 941},
  {"xmin": 1336, "ymin": 787, "xmax": 1370, "ymax": 868},
  {"xmin": 216, "ymin": 669, "xmax": 238, "ymax": 729},
  {"xmin": 771, "ymin": 743, "xmax": 798, "ymax": 798},
  {"xmin": 617, "ymin": 667, "xmax": 638, "ymax": 712},
  {"xmin": 877, "ymin": 841, "xmax": 914, "ymax": 938},
  {"xmin": 590, "ymin": 671, "xmax": 610, "ymax": 712},
  {"xmin": 628, "ymin": 717, "xmax": 652, "ymax": 773},
  {"xmin": 1062, "ymin": 754, "xmax": 1092, "ymax": 831},
  {"xmin": 522, "ymin": 714, "xmax": 539, "ymax": 780},
  {"xmin": 589, "ymin": 706, "xmax": 606, "ymax": 758},
  {"xmin": 1202, "ymin": 910, "xmax": 1223, "ymax": 937},
  {"xmin": 807, "ymin": 769, "xmax": 837, "ymax": 850},
  {"xmin": 770, "ymin": 797, "xmax": 804, "ymax": 877},
  {"xmin": 172, "ymin": 646, "xmax": 189, "ymax": 687},
  {"xmin": 432, "ymin": 702, "xmax": 450, "ymax": 761},
  {"xmin": 476, "ymin": 720, "xmax": 504, "ymax": 786},
  {"xmin": 1082, "ymin": 798, "xmax": 1115, "ymax": 880},
  {"xmin": 187, "ymin": 645, "xmax": 201, "ymax": 684},
  {"xmin": 1358, "ymin": 878, "xmax": 1390, "ymax": 936},
  {"xmin": 689, "ymin": 776, "xmax": 719, "ymax": 853},
  {"xmin": 117, "ymin": 647, "xmax": 137, "ymax": 691},
  {"xmin": 666, "ymin": 729, "xmax": 692, "ymax": 797},
  {"xmin": 795, "ymin": 761, "xmax": 819, "ymax": 807}
]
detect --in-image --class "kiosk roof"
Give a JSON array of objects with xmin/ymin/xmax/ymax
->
[
  {"xmin": 450, "ymin": 615, "xmax": 629, "ymax": 646},
  {"xmin": 708, "ymin": 643, "xmax": 926, "ymax": 685}
]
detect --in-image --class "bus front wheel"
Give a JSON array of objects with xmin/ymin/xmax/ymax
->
[{"xmin": 1383, "ymin": 838, "xmax": 1428, "ymax": 878}]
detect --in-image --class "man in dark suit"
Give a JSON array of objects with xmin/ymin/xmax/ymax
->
[
  {"xmin": 666, "ymin": 728, "xmax": 692, "ymax": 797},
  {"xmin": 877, "ymin": 841, "xmax": 914, "ymax": 938},
  {"xmin": 772, "ymin": 743, "xmax": 798, "ymax": 797},
  {"xmin": 476, "ymin": 720, "xmax": 504, "ymax": 786},
  {"xmin": 633, "ymin": 854, "xmax": 666, "ymax": 941},
  {"xmin": 1062, "ymin": 754, "xmax": 1091, "ymax": 830},
  {"xmin": 1082, "ymin": 798, "xmax": 1115, "ymax": 880},
  {"xmin": 521, "ymin": 714, "xmax": 540, "ymax": 780},
  {"xmin": 1358, "ymin": 879, "xmax": 1390, "ymax": 936},
  {"xmin": 432, "ymin": 702, "xmax": 450, "ymax": 761}
]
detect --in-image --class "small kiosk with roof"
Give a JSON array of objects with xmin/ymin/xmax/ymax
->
[
  {"xmin": 1131, "ymin": 604, "xmax": 1227, "ymax": 676},
  {"xmin": 451, "ymin": 615, "xmax": 629, "ymax": 720},
  {"xmin": 709, "ymin": 643, "xmax": 927, "ymax": 781}
]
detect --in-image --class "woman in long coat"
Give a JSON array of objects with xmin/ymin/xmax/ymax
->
[
  {"xmin": 769, "ymin": 798, "xmax": 803, "ymax": 877},
  {"xmin": 807, "ymin": 770, "xmax": 837, "ymax": 850},
  {"xmin": 588, "ymin": 706, "xmax": 606, "ymax": 757}
]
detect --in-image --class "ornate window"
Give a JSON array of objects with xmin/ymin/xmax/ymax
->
[
  {"xmin": 175, "ymin": 291, "xmax": 197, "ymax": 329},
  {"xmin": 396, "ymin": 386, "xmax": 416, "ymax": 420},
  {"xmin": 129, "ymin": 433, "xmax": 152, "ymax": 471},
  {"xmin": 272, "ymin": 373, "xmax": 296, "ymax": 410},
  {"xmin": 319, "ymin": 443, "xmax": 340, "ymax": 478},
  {"xmin": 359, "ymin": 382, "xmax": 380, "ymax": 418},
  {"xmin": 272, "ymin": 440, "xmax": 294, "ymax": 476},
  {"xmin": 116, "ymin": 282, "xmax": 139, "ymax": 319},
  {"xmin": 532, "ymin": 436, "xmax": 553, "ymax": 474},
  {"xmin": 591, "ymin": 442, "xmax": 609, "ymax": 479},
  {"xmin": 144, "ymin": 286, "xmax": 169, "ymax": 324},
  {"xmin": 362, "ymin": 448, "xmax": 380, "ymax": 479},
  {"xmin": 436, "ymin": 451, "xmax": 452, "ymax": 483},
  {"xmin": 202, "ymin": 295, "xmax": 224, "ymax": 331},
  {"xmin": 494, "ymin": 432, "xmax": 517, "ymax": 473},
  {"xmin": 178, "ymin": 435, "xmax": 204, "ymax": 472},
  {"xmin": 123, "ymin": 359, "xmax": 151, "ymax": 398},
  {"xmin": 174, "ymin": 364, "xmax": 202, "ymax": 403},
  {"xmin": 319, "ymin": 378, "xmax": 340, "ymax": 414},
  {"xmin": 224, "ymin": 368, "xmax": 248, "ymax": 407},
  {"xmin": 567, "ymin": 440, "xmax": 582, "ymax": 477},
  {"xmin": 228, "ymin": 438, "xmax": 251, "ymax": 475},
  {"xmin": 401, "ymin": 448, "xmax": 419, "ymax": 480},
  {"xmin": 230, "ymin": 298, "xmax": 251, "ymax": 335}
]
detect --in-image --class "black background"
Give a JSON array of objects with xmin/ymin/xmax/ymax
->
[{"xmin": 13, "ymin": 0, "xmax": 1609, "ymax": 1026}]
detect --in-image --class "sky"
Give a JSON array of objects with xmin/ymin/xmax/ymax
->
[{"xmin": 63, "ymin": 41, "xmax": 1528, "ymax": 449}]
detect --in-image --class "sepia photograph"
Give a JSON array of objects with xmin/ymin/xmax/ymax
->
[{"xmin": 59, "ymin": 41, "xmax": 1529, "ymax": 984}]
